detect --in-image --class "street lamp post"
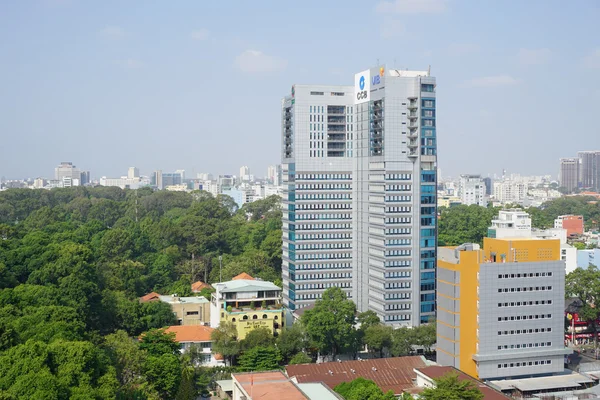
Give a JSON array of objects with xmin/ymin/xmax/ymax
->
[{"xmin": 219, "ymin": 255, "xmax": 223, "ymax": 282}]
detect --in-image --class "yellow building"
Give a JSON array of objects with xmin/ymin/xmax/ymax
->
[
  {"xmin": 437, "ymin": 237, "xmax": 570, "ymax": 380},
  {"xmin": 437, "ymin": 195, "xmax": 462, "ymax": 208},
  {"xmin": 210, "ymin": 274, "xmax": 284, "ymax": 339},
  {"xmin": 139, "ymin": 292, "xmax": 211, "ymax": 326}
]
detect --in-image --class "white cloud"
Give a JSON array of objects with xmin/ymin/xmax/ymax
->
[
  {"xmin": 462, "ymin": 75, "xmax": 519, "ymax": 88},
  {"xmin": 100, "ymin": 26, "xmax": 125, "ymax": 39},
  {"xmin": 447, "ymin": 43, "xmax": 479, "ymax": 55},
  {"xmin": 190, "ymin": 29, "xmax": 210, "ymax": 41},
  {"xmin": 380, "ymin": 19, "xmax": 405, "ymax": 39},
  {"xmin": 518, "ymin": 48, "xmax": 552, "ymax": 65},
  {"xmin": 115, "ymin": 58, "xmax": 144, "ymax": 69},
  {"xmin": 583, "ymin": 48, "xmax": 600, "ymax": 69},
  {"xmin": 376, "ymin": 0, "xmax": 447, "ymax": 14},
  {"xmin": 234, "ymin": 50, "xmax": 287, "ymax": 73}
]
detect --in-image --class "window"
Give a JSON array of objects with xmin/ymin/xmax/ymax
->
[{"xmin": 263, "ymin": 314, "xmax": 268, "ymax": 319}]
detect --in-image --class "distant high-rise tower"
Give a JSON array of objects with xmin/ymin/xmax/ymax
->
[
  {"xmin": 154, "ymin": 170, "xmax": 163, "ymax": 190},
  {"xmin": 128, "ymin": 167, "xmax": 140, "ymax": 179},
  {"xmin": 578, "ymin": 151, "xmax": 600, "ymax": 191},
  {"xmin": 240, "ymin": 166, "xmax": 250, "ymax": 182},
  {"xmin": 54, "ymin": 162, "xmax": 84, "ymax": 186},
  {"xmin": 559, "ymin": 158, "xmax": 579, "ymax": 193}
]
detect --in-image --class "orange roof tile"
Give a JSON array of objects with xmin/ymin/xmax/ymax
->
[
  {"xmin": 232, "ymin": 272, "xmax": 254, "ymax": 280},
  {"xmin": 164, "ymin": 325, "xmax": 214, "ymax": 342},
  {"xmin": 139, "ymin": 292, "xmax": 161, "ymax": 302},
  {"xmin": 191, "ymin": 281, "xmax": 211, "ymax": 292},
  {"xmin": 286, "ymin": 356, "xmax": 427, "ymax": 395},
  {"xmin": 233, "ymin": 371, "xmax": 308, "ymax": 399}
]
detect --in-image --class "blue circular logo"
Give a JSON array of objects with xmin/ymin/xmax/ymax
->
[{"xmin": 359, "ymin": 76, "xmax": 365, "ymax": 90}]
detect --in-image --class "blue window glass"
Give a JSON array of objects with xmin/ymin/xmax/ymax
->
[{"xmin": 421, "ymin": 84, "xmax": 435, "ymax": 92}]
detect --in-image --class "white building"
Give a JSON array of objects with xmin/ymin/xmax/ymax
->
[
  {"xmin": 239, "ymin": 166, "xmax": 250, "ymax": 182},
  {"xmin": 127, "ymin": 167, "xmax": 139, "ymax": 179},
  {"xmin": 282, "ymin": 65, "xmax": 438, "ymax": 326},
  {"xmin": 488, "ymin": 209, "xmax": 577, "ymax": 272},
  {"xmin": 459, "ymin": 174, "xmax": 486, "ymax": 206},
  {"xmin": 493, "ymin": 180, "xmax": 527, "ymax": 204},
  {"xmin": 99, "ymin": 176, "xmax": 144, "ymax": 189},
  {"xmin": 55, "ymin": 162, "xmax": 83, "ymax": 186}
]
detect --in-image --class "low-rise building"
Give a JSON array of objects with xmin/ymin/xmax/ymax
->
[
  {"xmin": 210, "ymin": 274, "xmax": 284, "ymax": 339},
  {"xmin": 555, "ymin": 215, "xmax": 584, "ymax": 237},
  {"xmin": 191, "ymin": 281, "xmax": 211, "ymax": 293},
  {"xmin": 139, "ymin": 292, "xmax": 211, "ymax": 326},
  {"xmin": 437, "ymin": 238, "xmax": 571, "ymax": 380},
  {"xmin": 414, "ymin": 366, "xmax": 510, "ymax": 399},
  {"xmin": 164, "ymin": 325, "xmax": 223, "ymax": 366},
  {"xmin": 231, "ymin": 371, "xmax": 341, "ymax": 400}
]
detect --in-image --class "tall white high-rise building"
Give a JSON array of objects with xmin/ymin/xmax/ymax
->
[
  {"xmin": 281, "ymin": 84, "xmax": 355, "ymax": 311},
  {"xmin": 282, "ymin": 65, "xmax": 437, "ymax": 326},
  {"xmin": 240, "ymin": 166, "xmax": 250, "ymax": 182},
  {"xmin": 55, "ymin": 162, "xmax": 82, "ymax": 185},
  {"xmin": 458, "ymin": 174, "xmax": 486, "ymax": 206}
]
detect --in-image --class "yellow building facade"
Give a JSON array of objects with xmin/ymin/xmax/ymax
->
[{"xmin": 437, "ymin": 238, "xmax": 569, "ymax": 380}]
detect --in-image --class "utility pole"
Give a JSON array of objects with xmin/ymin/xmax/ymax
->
[{"xmin": 219, "ymin": 255, "xmax": 223, "ymax": 282}]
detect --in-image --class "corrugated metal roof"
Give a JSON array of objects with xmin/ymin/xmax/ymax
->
[
  {"xmin": 286, "ymin": 356, "xmax": 427, "ymax": 395},
  {"xmin": 218, "ymin": 279, "xmax": 281, "ymax": 293}
]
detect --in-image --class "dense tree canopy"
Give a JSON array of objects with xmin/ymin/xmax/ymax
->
[
  {"xmin": 419, "ymin": 373, "xmax": 484, "ymax": 400},
  {"xmin": 0, "ymin": 188, "xmax": 282, "ymax": 398},
  {"xmin": 334, "ymin": 378, "xmax": 396, "ymax": 400}
]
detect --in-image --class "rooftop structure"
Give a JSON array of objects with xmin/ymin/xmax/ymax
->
[
  {"xmin": 231, "ymin": 371, "xmax": 341, "ymax": 400},
  {"xmin": 285, "ymin": 356, "xmax": 428, "ymax": 395}
]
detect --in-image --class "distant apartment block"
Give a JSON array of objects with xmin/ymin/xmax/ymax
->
[
  {"xmin": 578, "ymin": 151, "xmax": 600, "ymax": 192},
  {"xmin": 437, "ymin": 238, "xmax": 570, "ymax": 380},
  {"xmin": 559, "ymin": 158, "xmax": 580, "ymax": 193},
  {"xmin": 459, "ymin": 174, "xmax": 486, "ymax": 206}
]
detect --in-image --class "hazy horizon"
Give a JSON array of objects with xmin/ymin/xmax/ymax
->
[{"xmin": 1, "ymin": 0, "xmax": 599, "ymax": 181}]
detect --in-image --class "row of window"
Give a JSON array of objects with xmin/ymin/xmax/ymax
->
[
  {"xmin": 497, "ymin": 286, "xmax": 553, "ymax": 293},
  {"xmin": 296, "ymin": 203, "xmax": 351, "ymax": 210},
  {"xmin": 293, "ymin": 263, "xmax": 352, "ymax": 270},
  {"xmin": 297, "ymin": 282, "xmax": 351, "ymax": 290},
  {"xmin": 386, "ymin": 303, "xmax": 411, "ymax": 310},
  {"xmin": 386, "ymin": 228, "xmax": 412, "ymax": 235},
  {"xmin": 385, "ymin": 314, "xmax": 411, "ymax": 321},
  {"xmin": 498, "ymin": 342, "xmax": 552, "ymax": 350},
  {"xmin": 385, "ymin": 173, "xmax": 412, "ymax": 181},
  {"xmin": 386, "ymin": 238, "xmax": 412, "ymax": 246},
  {"xmin": 386, "ymin": 184, "xmax": 412, "ymax": 191},
  {"xmin": 386, "ymin": 206, "xmax": 411, "ymax": 213},
  {"xmin": 309, "ymin": 132, "xmax": 324, "ymax": 140},
  {"xmin": 296, "ymin": 173, "xmax": 352, "ymax": 180},
  {"xmin": 296, "ymin": 272, "xmax": 351, "ymax": 280},
  {"xmin": 385, "ymin": 217, "xmax": 412, "ymax": 224},
  {"xmin": 385, "ymin": 249, "xmax": 412, "ymax": 256},
  {"xmin": 296, "ymin": 193, "xmax": 352, "ymax": 200},
  {"xmin": 498, "ymin": 272, "xmax": 553, "ymax": 279},
  {"xmin": 296, "ymin": 233, "xmax": 352, "ymax": 240},
  {"xmin": 497, "ymin": 314, "xmax": 552, "ymax": 321},
  {"xmin": 296, "ymin": 243, "xmax": 351, "ymax": 250},
  {"xmin": 498, "ymin": 300, "xmax": 552, "ymax": 307},
  {"xmin": 385, "ymin": 260, "xmax": 412, "ymax": 267},
  {"xmin": 296, "ymin": 253, "xmax": 351, "ymax": 260},
  {"xmin": 384, "ymin": 271, "xmax": 412, "ymax": 278},
  {"xmin": 384, "ymin": 292, "xmax": 412, "ymax": 300},
  {"xmin": 296, "ymin": 223, "xmax": 351, "ymax": 230},
  {"xmin": 384, "ymin": 282, "xmax": 412, "ymax": 289},
  {"xmin": 498, "ymin": 328, "xmax": 552, "ymax": 336},
  {"xmin": 385, "ymin": 195, "xmax": 412, "ymax": 202},
  {"xmin": 498, "ymin": 360, "xmax": 552, "ymax": 369},
  {"xmin": 296, "ymin": 213, "xmax": 351, "ymax": 220},
  {"xmin": 297, "ymin": 183, "xmax": 352, "ymax": 190}
]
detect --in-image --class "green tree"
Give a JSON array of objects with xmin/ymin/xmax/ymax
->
[
  {"xmin": 104, "ymin": 330, "xmax": 146, "ymax": 390},
  {"xmin": 391, "ymin": 327, "xmax": 415, "ymax": 357},
  {"xmin": 363, "ymin": 324, "xmax": 393, "ymax": 358},
  {"xmin": 566, "ymin": 266, "xmax": 600, "ymax": 345},
  {"xmin": 419, "ymin": 373, "xmax": 484, "ymax": 400},
  {"xmin": 211, "ymin": 322, "xmax": 240, "ymax": 366},
  {"xmin": 289, "ymin": 352, "xmax": 312, "ymax": 365},
  {"xmin": 139, "ymin": 328, "xmax": 180, "ymax": 357},
  {"xmin": 276, "ymin": 322, "xmax": 310, "ymax": 362},
  {"xmin": 358, "ymin": 310, "xmax": 381, "ymax": 330},
  {"xmin": 144, "ymin": 353, "xmax": 182, "ymax": 399},
  {"xmin": 238, "ymin": 346, "xmax": 282, "ymax": 371},
  {"xmin": 334, "ymin": 377, "xmax": 396, "ymax": 400},
  {"xmin": 241, "ymin": 326, "xmax": 274, "ymax": 350},
  {"xmin": 413, "ymin": 322, "xmax": 436, "ymax": 353},
  {"xmin": 573, "ymin": 242, "xmax": 587, "ymax": 250},
  {"xmin": 302, "ymin": 287, "xmax": 357, "ymax": 358}
]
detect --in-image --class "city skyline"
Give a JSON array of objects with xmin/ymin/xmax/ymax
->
[{"xmin": 1, "ymin": 1, "xmax": 600, "ymax": 179}]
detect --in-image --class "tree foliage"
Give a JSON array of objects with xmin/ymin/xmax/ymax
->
[
  {"xmin": 419, "ymin": 373, "xmax": 484, "ymax": 400},
  {"xmin": 237, "ymin": 346, "xmax": 282, "ymax": 372},
  {"xmin": 0, "ymin": 188, "xmax": 283, "ymax": 398},
  {"xmin": 334, "ymin": 378, "xmax": 396, "ymax": 400}
]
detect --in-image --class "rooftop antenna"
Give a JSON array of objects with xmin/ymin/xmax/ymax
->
[
  {"xmin": 376, "ymin": 58, "xmax": 379, "ymax": 66},
  {"xmin": 428, "ymin": 65, "xmax": 431, "ymax": 76}
]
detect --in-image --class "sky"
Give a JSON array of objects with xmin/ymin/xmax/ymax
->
[{"xmin": 1, "ymin": 0, "xmax": 599, "ymax": 180}]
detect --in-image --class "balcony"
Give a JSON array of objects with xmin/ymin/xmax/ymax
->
[
  {"xmin": 408, "ymin": 150, "xmax": 418, "ymax": 158},
  {"xmin": 408, "ymin": 123, "xmax": 419, "ymax": 129},
  {"xmin": 408, "ymin": 141, "xmax": 418, "ymax": 148},
  {"xmin": 407, "ymin": 131, "xmax": 418, "ymax": 138},
  {"xmin": 408, "ymin": 113, "xmax": 418, "ymax": 120}
]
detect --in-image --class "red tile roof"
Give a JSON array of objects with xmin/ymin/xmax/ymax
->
[
  {"xmin": 233, "ymin": 371, "xmax": 308, "ymax": 399},
  {"xmin": 164, "ymin": 325, "xmax": 214, "ymax": 343},
  {"xmin": 139, "ymin": 292, "xmax": 161, "ymax": 302},
  {"xmin": 191, "ymin": 281, "xmax": 211, "ymax": 292},
  {"xmin": 232, "ymin": 272, "xmax": 254, "ymax": 281},
  {"xmin": 286, "ymin": 356, "xmax": 427, "ymax": 395},
  {"xmin": 416, "ymin": 366, "xmax": 510, "ymax": 399}
]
